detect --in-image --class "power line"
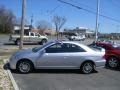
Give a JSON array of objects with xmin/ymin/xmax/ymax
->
[
  {"xmin": 58, "ymin": 0, "xmax": 120, "ymax": 23},
  {"xmin": 68, "ymin": 0, "xmax": 96, "ymax": 11},
  {"xmin": 68, "ymin": 0, "xmax": 120, "ymax": 22}
]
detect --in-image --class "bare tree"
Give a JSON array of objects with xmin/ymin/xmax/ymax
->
[
  {"xmin": 53, "ymin": 15, "xmax": 67, "ymax": 40},
  {"xmin": 0, "ymin": 6, "xmax": 16, "ymax": 33},
  {"xmin": 36, "ymin": 20, "xmax": 52, "ymax": 34}
]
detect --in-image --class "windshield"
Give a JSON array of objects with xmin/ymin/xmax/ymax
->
[{"xmin": 32, "ymin": 41, "xmax": 53, "ymax": 52}]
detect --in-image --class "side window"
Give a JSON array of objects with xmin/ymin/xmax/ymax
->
[
  {"xmin": 45, "ymin": 43, "xmax": 63, "ymax": 53},
  {"xmin": 31, "ymin": 33, "xmax": 34, "ymax": 36},
  {"xmin": 35, "ymin": 33, "xmax": 38, "ymax": 36},
  {"xmin": 35, "ymin": 33, "xmax": 40, "ymax": 36}
]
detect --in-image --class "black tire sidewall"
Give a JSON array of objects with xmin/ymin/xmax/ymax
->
[
  {"xmin": 106, "ymin": 57, "xmax": 119, "ymax": 69},
  {"xmin": 81, "ymin": 62, "xmax": 94, "ymax": 74},
  {"xmin": 17, "ymin": 60, "xmax": 33, "ymax": 74}
]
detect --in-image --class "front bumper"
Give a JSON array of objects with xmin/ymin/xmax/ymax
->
[{"xmin": 9, "ymin": 56, "xmax": 17, "ymax": 70}]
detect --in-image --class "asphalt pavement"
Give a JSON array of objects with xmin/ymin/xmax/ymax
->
[
  {"xmin": 0, "ymin": 34, "xmax": 120, "ymax": 90},
  {"xmin": 12, "ymin": 68, "xmax": 120, "ymax": 90}
]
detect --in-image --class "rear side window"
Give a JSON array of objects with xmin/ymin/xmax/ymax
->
[{"xmin": 66, "ymin": 43, "xmax": 86, "ymax": 52}]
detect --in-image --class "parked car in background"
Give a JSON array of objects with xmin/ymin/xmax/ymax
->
[
  {"xmin": 89, "ymin": 41, "xmax": 120, "ymax": 69},
  {"xmin": 9, "ymin": 40, "xmax": 105, "ymax": 74},
  {"xmin": 68, "ymin": 34, "xmax": 86, "ymax": 41},
  {"xmin": 9, "ymin": 32, "xmax": 48, "ymax": 45}
]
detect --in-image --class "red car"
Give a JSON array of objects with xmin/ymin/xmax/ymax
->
[{"xmin": 97, "ymin": 42, "xmax": 120, "ymax": 69}]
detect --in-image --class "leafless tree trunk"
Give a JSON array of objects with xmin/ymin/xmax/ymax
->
[{"xmin": 53, "ymin": 15, "xmax": 67, "ymax": 40}]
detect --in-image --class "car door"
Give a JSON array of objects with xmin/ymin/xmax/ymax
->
[
  {"xmin": 30, "ymin": 32, "xmax": 40, "ymax": 43},
  {"xmin": 37, "ymin": 43, "xmax": 70, "ymax": 69}
]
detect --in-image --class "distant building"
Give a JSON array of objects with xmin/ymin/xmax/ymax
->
[
  {"xmin": 13, "ymin": 25, "xmax": 30, "ymax": 34},
  {"xmin": 31, "ymin": 29, "xmax": 56, "ymax": 35},
  {"xmin": 64, "ymin": 27, "xmax": 95, "ymax": 38}
]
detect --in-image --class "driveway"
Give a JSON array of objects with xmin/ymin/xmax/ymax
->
[{"xmin": 12, "ymin": 68, "xmax": 120, "ymax": 90}]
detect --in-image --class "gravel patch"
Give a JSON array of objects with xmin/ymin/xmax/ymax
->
[{"xmin": 0, "ymin": 59, "xmax": 14, "ymax": 90}]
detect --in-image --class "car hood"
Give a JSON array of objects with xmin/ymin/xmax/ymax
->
[{"xmin": 13, "ymin": 49, "xmax": 33, "ymax": 57}]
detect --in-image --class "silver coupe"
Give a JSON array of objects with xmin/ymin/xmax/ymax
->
[{"xmin": 9, "ymin": 40, "xmax": 106, "ymax": 74}]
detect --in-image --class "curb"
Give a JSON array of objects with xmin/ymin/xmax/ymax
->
[{"xmin": 3, "ymin": 59, "xmax": 20, "ymax": 90}]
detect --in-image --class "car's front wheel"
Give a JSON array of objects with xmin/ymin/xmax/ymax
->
[
  {"xmin": 41, "ymin": 39, "xmax": 47, "ymax": 45},
  {"xmin": 81, "ymin": 62, "xmax": 95, "ymax": 74},
  {"xmin": 15, "ymin": 39, "xmax": 20, "ymax": 45},
  {"xmin": 106, "ymin": 57, "xmax": 119, "ymax": 69},
  {"xmin": 17, "ymin": 60, "xmax": 33, "ymax": 74}
]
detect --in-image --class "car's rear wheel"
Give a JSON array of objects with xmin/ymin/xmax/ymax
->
[
  {"xmin": 15, "ymin": 39, "xmax": 20, "ymax": 45},
  {"xmin": 81, "ymin": 62, "xmax": 95, "ymax": 74},
  {"xmin": 106, "ymin": 57, "xmax": 119, "ymax": 69},
  {"xmin": 17, "ymin": 60, "xmax": 33, "ymax": 74}
]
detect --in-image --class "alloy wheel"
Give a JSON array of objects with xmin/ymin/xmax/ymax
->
[
  {"xmin": 108, "ymin": 57, "xmax": 119, "ymax": 68},
  {"xmin": 18, "ymin": 61, "xmax": 31, "ymax": 73},
  {"xmin": 81, "ymin": 62, "xmax": 94, "ymax": 74}
]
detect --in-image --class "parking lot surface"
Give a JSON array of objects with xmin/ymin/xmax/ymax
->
[
  {"xmin": 0, "ymin": 35, "xmax": 120, "ymax": 90},
  {"xmin": 12, "ymin": 68, "xmax": 120, "ymax": 90}
]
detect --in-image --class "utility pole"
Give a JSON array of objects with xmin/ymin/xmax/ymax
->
[
  {"xmin": 30, "ymin": 14, "xmax": 33, "ymax": 30},
  {"xmin": 19, "ymin": 0, "xmax": 26, "ymax": 49},
  {"xmin": 95, "ymin": 0, "xmax": 100, "ymax": 42}
]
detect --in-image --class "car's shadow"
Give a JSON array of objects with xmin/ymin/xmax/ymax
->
[
  {"xmin": 12, "ymin": 69, "xmax": 98, "ymax": 74},
  {"xmin": 4, "ymin": 63, "xmax": 120, "ymax": 75},
  {"xmin": 3, "ymin": 63, "xmax": 98, "ymax": 74},
  {"xmin": 105, "ymin": 67, "xmax": 120, "ymax": 71},
  {"xmin": 32, "ymin": 69, "xmax": 98, "ymax": 74}
]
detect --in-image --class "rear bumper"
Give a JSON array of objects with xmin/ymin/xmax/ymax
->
[{"xmin": 95, "ymin": 59, "xmax": 106, "ymax": 67}]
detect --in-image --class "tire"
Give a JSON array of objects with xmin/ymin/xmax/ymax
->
[
  {"xmin": 106, "ymin": 57, "xmax": 119, "ymax": 69},
  {"xmin": 15, "ymin": 39, "xmax": 20, "ymax": 45},
  {"xmin": 80, "ymin": 61, "xmax": 95, "ymax": 74},
  {"xmin": 17, "ymin": 60, "xmax": 33, "ymax": 74},
  {"xmin": 41, "ymin": 39, "xmax": 47, "ymax": 45}
]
